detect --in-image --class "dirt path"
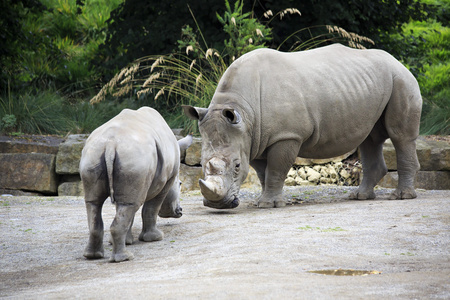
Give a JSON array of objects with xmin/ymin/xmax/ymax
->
[{"xmin": 1, "ymin": 186, "xmax": 449, "ymax": 299}]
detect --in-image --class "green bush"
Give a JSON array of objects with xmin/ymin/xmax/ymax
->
[{"xmin": 90, "ymin": 0, "xmax": 373, "ymax": 134}]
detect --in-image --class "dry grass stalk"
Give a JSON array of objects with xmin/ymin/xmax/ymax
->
[
  {"xmin": 186, "ymin": 45, "xmax": 194, "ymax": 55},
  {"xmin": 263, "ymin": 10, "xmax": 273, "ymax": 18},
  {"xmin": 280, "ymin": 8, "xmax": 301, "ymax": 20},
  {"xmin": 151, "ymin": 57, "xmax": 164, "ymax": 72}
]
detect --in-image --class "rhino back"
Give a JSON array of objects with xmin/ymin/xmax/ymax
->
[
  {"xmin": 212, "ymin": 44, "xmax": 417, "ymax": 159},
  {"xmin": 81, "ymin": 107, "xmax": 179, "ymax": 199}
]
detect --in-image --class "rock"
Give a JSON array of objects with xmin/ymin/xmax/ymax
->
[
  {"xmin": 298, "ymin": 167, "xmax": 307, "ymax": 180},
  {"xmin": 179, "ymin": 164, "xmax": 203, "ymax": 192},
  {"xmin": 378, "ymin": 171, "xmax": 450, "ymax": 190},
  {"xmin": 0, "ymin": 135, "xmax": 63, "ymax": 154},
  {"xmin": 56, "ymin": 134, "xmax": 89, "ymax": 174},
  {"xmin": 0, "ymin": 188, "xmax": 43, "ymax": 196},
  {"xmin": 242, "ymin": 167, "xmax": 261, "ymax": 189},
  {"xmin": 285, "ymin": 177, "xmax": 296, "ymax": 186},
  {"xmin": 58, "ymin": 181, "xmax": 84, "ymax": 196},
  {"xmin": 0, "ymin": 153, "xmax": 57, "ymax": 194},
  {"xmin": 305, "ymin": 167, "xmax": 321, "ymax": 183},
  {"xmin": 287, "ymin": 169, "xmax": 297, "ymax": 178},
  {"xmin": 339, "ymin": 169, "xmax": 350, "ymax": 179},
  {"xmin": 296, "ymin": 178, "xmax": 315, "ymax": 186},
  {"xmin": 383, "ymin": 138, "xmax": 450, "ymax": 171},
  {"xmin": 326, "ymin": 165, "xmax": 338, "ymax": 180},
  {"xmin": 184, "ymin": 137, "xmax": 202, "ymax": 166}
]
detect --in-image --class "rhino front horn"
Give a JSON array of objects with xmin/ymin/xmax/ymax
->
[{"xmin": 199, "ymin": 177, "xmax": 226, "ymax": 201}]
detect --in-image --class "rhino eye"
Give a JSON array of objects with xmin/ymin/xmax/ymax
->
[{"xmin": 223, "ymin": 109, "xmax": 241, "ymax": 124}]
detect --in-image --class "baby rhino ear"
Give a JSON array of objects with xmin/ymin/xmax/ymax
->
[{"xmin": 182, "ymin": 105, "xmax": 208, "ymax": 121}]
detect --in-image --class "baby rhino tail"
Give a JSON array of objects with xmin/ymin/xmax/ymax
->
[{"xmin": 105, "ymin": 145, "xmax": 116, "ymax": 204}]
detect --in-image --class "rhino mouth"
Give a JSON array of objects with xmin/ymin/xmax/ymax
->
[{"xmin": 203, "ymin": 196, "xmax": 240, "ymax": 209}]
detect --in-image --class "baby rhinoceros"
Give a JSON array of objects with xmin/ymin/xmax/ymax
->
[{"xmin": 80, "ymin": 107, "xmax": 192, "ymax": 262}]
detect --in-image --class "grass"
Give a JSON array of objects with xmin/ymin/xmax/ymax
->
[{"xmin": 297, "ymin": 225, "xmax": 346, "ymax": 232}]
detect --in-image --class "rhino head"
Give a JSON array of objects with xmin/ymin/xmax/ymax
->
[
  {"xmin": 159, "ymin": 134, "xmax": 193, "ymax": 217},
  {"xmin": 183, "ymin": 104, "xmax": 251, "ymax": 209}
]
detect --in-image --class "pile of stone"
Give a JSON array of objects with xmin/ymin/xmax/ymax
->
[{"xmin": 285, "ymin": 160, "xmax": 362, "ymax": 187}]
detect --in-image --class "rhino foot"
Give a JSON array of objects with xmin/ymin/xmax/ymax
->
[
  {"xmin": 256, "ymin": 195, "xmax": 287, "ymax": 208},
  {"xmin": 109, "ymin": 250, "xmax": 134, "ymax": 263},
  {"xmin": 349, "ymin": 190, "xmax": 376, "ymax": 200},
  {"xmin": 83, "ymin": 249, "xmax": 104, "ymax": 260},
  {"xmin": 139, "ymin": 229, "xmax": 163, "ymax": 242},
  {"xmin": 84, "ymin": 245, "xmax": 104, "ymax": 260},
  {"xmin": 389, "ymin": 188, "xmax": 417, "ymax": 200}
]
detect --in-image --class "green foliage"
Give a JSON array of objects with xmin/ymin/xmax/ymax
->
[
  {"xmin": 397, "ymin": 16, "xmax": 450, "ymax": 135},
  {"xmin": 1, "ymin": 0, "xmax": 122, "ymax": 94},
  {"xmin": 0, "ymin": 89, "xmax": 127, "ymax": 135},
  {"xmin": 91, "ymin": 1, "xmax": 375, "ymax": 134},
  {"xmin": 217, "ymin": 0, "xmax": 273, "ymax": 60},
  {"xmin": 95, "ymin": 0, "xmax": 434, "ymax": 80}
]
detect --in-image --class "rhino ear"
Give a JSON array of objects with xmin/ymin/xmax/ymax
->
[
  {"xmin": 222, "ymin": 108, "xmax": 241, "ymax": 124},
  {"xmin": 182, "ymin": 105, "xmax": 208, "ymax": 121},
  {"xmin": 178, "ymin": 134, "xmax": 193, "ymax": 152}
]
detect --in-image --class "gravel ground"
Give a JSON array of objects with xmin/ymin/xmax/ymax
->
[{"xmin": 1, "ymin": 185, "xmax": 449, "ymax": 299}]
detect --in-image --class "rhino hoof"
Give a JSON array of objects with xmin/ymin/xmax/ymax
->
[
  {"xmin": 84, "ymin": 250, "xmax": 104, "ymax": 260},
  {"xmin": 109, "ymin": 251, "xmax": 134, "ymax": 263},
  {"xmin": 274, "ymin": 200, "xmax": 287, "ymax": 208},
  {"xmin": 389, "ymin": 188, "xmax": 417, "ymax": 200},
  {"xmin": 257, "ymin": 201, "xmax": 274, "ymax": 208},
  {"xmin": 139, "ymin": 229, "xmax": 163, "ymax": 242},
  {"xmin": 349, "ymin": 190, "xmax": 375, "ymax": 200},
  {"xmin": 84, "ymin": 246, "xmax": 104, "ymax": 259}
]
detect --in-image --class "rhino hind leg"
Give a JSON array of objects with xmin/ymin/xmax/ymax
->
[
  {"xmin": 350, "ymin": 134, "xmax": 388, "ymax": 200},
  {"xmin": 388, "ymin": 138, "xmax": 419, "ymax": 200},
  {"xmin": 110, "ymin": 203, "xmax": 140, "ymax": 262},
  {"xmin": 139, "ymin": 194, "xmax": 167, "ymax": 242},
  {"xmin": 84, "ymin": 201, "xmax": 106, "ymax": 259}
]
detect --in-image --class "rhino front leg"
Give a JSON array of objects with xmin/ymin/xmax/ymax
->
[
  {"xmin": 257, "ymin": 140, "xmax": 300, "ymax": 208},
  {"xmin": 250, "ymin": 159, "xmax": 267, "ymax": 193},
  {"xmin": 84, "ymin": 200, "xmax": 106, "ymax": 259},
  {"xmin": 110, "ymin": 203, "xmax": 139, "ymax": 262},
  {"xmin": 350, "ymin": 135, "xmax": 388, "ymax": 200},
  {"xmin": 389, "ymin": 138, "xmax": 420, "ymax": 199},
  {"xmin": 139, "ymin": 194, "xmax": 166, "ymax": 242}
]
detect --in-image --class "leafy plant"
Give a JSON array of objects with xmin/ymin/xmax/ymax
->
[{"xmin": 90, "ymin": 1, "xmax": 374, "ymax": 134}]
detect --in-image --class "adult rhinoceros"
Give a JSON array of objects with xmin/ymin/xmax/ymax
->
[
  {"xmin": 183, "ymin": 44, "xmax": 422, "ymax": 209},
  {"xmin": 80, "ymin": 107, "xmax": 192, "ymax": 262}
]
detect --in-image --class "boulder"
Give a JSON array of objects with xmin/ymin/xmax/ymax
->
[
  {"xmin": 378, "ymin": 171, "xmax": 450, "ymax": 190},
  {"xmin": 184, "ymin": 137, "xmax": 202, "ymax": 166},
  {"xmin": 0, "ymin": 153, "xmax": 57, "ymax": 194},
  {"xmin": 56, "ymin": 134, "xmax": 89, "ymax": 174},
  {"xmin": 383, "ymin": 138, "xmax": 450, "ymax": 171},
  {"xmin": 58, "ymin": 181, "xmax": 84, "ymax": 197},
  {"xmin": 0, "ymin": 135, "xmax": 62, "ymax": 154},
  {"xmin": 179, "ymin": 164, "xmax": 203, "ymax": 192}
]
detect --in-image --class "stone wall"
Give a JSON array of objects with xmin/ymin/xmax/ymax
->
[{"xmin": 0, "ymin": 135, "xmax": 448, "ymax": 196}]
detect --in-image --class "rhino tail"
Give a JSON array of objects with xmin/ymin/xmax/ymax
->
[{"xmin": 105, "ymin": 145, "xmax": 116, "ymax": 204}]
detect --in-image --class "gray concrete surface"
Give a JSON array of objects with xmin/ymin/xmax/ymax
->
[{"xmin": 1, "ymin": 186, "xmax": 449, "ymax": 299}]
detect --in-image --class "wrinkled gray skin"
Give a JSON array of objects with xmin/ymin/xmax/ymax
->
[
  {"xmin": 80, "ymin": 107, "xmax": 192, "ymax": 262},
  {"xmin": 183, "ymin": 44, "xmax": 422, "ymax": 209}
]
